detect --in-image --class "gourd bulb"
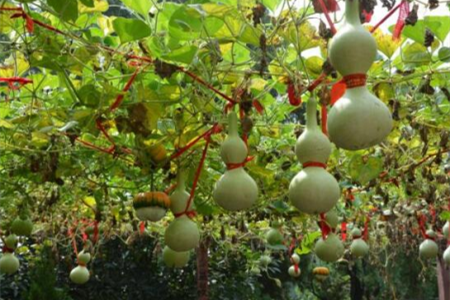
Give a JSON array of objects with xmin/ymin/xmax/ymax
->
[
  {"xmin": 250, "ymin": 267, "xmax": 261, "ymax": 275},
  {"xmin": 444, "ymin": 247, "xmax": 450, "ymax": 265},
  {"xmin": 288, "ymin": 265, "xmax": 301, "ymax": 278},
  {"xmin": 259, "ymin": 255, "xmax": 272, "ymax": 267},
  {"xmin": 5, "ymin": 234, "xmax": 18, "ymax": 250},
  {"xmin": 11, "ymin": 217, "xmax": 33, "ymax": 237},
  {"xmin": 325, "ymin": 210, "xmax": 339, "ymax": 228},
  {"xmin": 213, "ymin": 112, "xmax": 258, "ymax": 211},
  {"xmin": 70, "ymin": 266, "xmax": 90, "ymax": 284},
  {"xmin": 169, "ymin": 171, "xmax": 192, "ymax": 215},
  {"xmin": 289, "ymin": 168, "xmax": 340, "ymax": 214},
  {"xmin": 162, "ymin": 246, "xmax": 190, "ymax": 268},
  {"xmin": 0, "ymin": 253, "xmax": 19, "ymax": 274},
  {"xmin": 135, "ymin": 207, "xmax": 167, "ymax": 222},
  {"xmin": 327, "ymin": 90, "xmax": 393, "ymax": 150},
  {"xmin": 266, "ymin": 228, "xmax": 284, "ymax": 246},
  {"xmin": 313, "ymin": 266, "xmax": 330, "ymax": 281},
  {"xmin": 213, "ymin": 168, "xmax": 258, "ymax": 211},
  {"xmin": 164, "ymin": 216, "xmax": 200, "ymax": 252},
  {"xmin": 289, "ymin": 99, "xmax": 340, "ymax": 214},
  {"xmin": 314, "ymin": 233, "xmax": 344, "ymax": 263},
  {"xmin": 351, "ymin": 227, "xmax": 362, "ymax": 237},
  {"xmin": 77, "ymin": 251, "xmax": 91, "ymax": 265},
  {"xmin": 291, "ymin": 253, "xmax": 300, "ymax": 264},
  {"xmin": 419, "ymin": 231, "xmax": 438, "ymax": 259},
  {"xmin": 350, "ymin": 239, "xmax": 369, "ymax": 258},
  {"xmin": 443, "ymin": 221, "xmax": 449, "ymax": 239}
]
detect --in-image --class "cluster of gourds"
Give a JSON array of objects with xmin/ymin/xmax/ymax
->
[{"xmin": 419, "ymin": 222, "xmax": 450, "ymax": 263}]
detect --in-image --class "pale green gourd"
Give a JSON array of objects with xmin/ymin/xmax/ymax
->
[
  {"xmin": 259, "ymin": 255, "xmax": 272, "ymax": 268},
  {"xmin": 136, "ymin": 207, "xmax": 167, "ymax": 222},
  {"xmin": 11, "ymin": 217, "xmax": 33, "ymax": 237},
  {"xmin": 327, "ymin": 0, "xmax": 393, "ymax": 150},
  {"xmin": 325, "ymin": 210, "xmax": 339, "ymax": 228},
  {"xmin": 5, "ymin": 234, "xmax": 18, "ymax": 250},
  {"xmin": 162, "ymin": 246, "xmax": 190, "ymax": 268},
  {"xmin": 70, "ymin": 265, "xmax": 90, "ymax": 284},
  {"xmin": 213, "ymin": 112, "xmax": 258, "ymax": 211},
  {"xmin": 0, "ymin": 253, "xmax": 20, "ymax": 274},
  {"xmin": 169, "ymin": 171, "xmax": 192, "ymax": 215},
  {"xmin": 77, "ymin": 251, "xmax": 91, "ymax": 265},
  {"xmin": 314, "ymin": 233, "xmax": 344, "ymax": 263},
  {"xmin": 288, "ymin": 265, "xmax": 301, "ymax": 278},
  {"xmin": 289, "ymin": 99, "xmax": 340, "ymax": 214},
  {"xmin": 164, "ymin": 215, "xmax": 200, "ymax": 252},
  {"xmin": 419, "ymin": 230, "xmax": 438, "ymax": 259},
  {"xmin": 444, "ymin": 246, "xmax": 450, "ymax": 265},
  {"xmin": 291, "ymin": 253, "xmax": 300, "ymax": 264},
  {"xmin": 350, "ymin": 228, "xmax": 369, "ymax": 258},
  {"xmin": 266, "ymin": 228, "xmax": 284, "ymax": 246},
  {"xmin": 443, "ymin": 221, "xmax": 449, "ymax": 238}
]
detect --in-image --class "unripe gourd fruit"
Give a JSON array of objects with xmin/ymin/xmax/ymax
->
[
  {"xmin": 291, "ymin": 253, "xmax": 300, "ymax": 264},
  {"xmin": 350, "ymin": 228, "xmax": 369, "ymax": 258},
  {"xmin": 325, "ymin": 210, "xmax": 339, "ymax": 228},
  {"xmin": 444, "ymin": 246, "xmax": 450, "ymax": 265},
  {"xmin": 213, "ymin": 112, "xmax": 258, "ymax": 211},
  {"xmin": 5, "ymin": 234, "xmax": 18, "ymax": 250},
  {"xmin": 443, "ymin": 221, "xmax": 449, "ymax": 239},
  {"xmin": 419, "ymin": 230, "xmax": 438, "ymax": 259},
  {"xmin": 288, "ymin": 265, "xmax": 301, "ymax": 278},
  {"xmin": 162, "ymin": 246, "xmax": 190, "ymax": 268},
  {"xmin": 314, "ymin": 233, "xmax": 344, "ymax": 262},
  {"xmin": 70, "ymin": 251, "xmax": 91, "ymax": 285},
  {"xmin": 165, "ymin": 216, "xmax": 200, "ymax": 252},
  {"xmin": 0, "ymin": 253, "xmax": 20, "ymax": 274},
  {"xmin": 266, "ymin": 228, "xmax": 284, "ymax": 246},
  {"xmin": 133, "ymin": 192, "xmax": 170, "ymax": 222},
  {"xmin": 11, "ymin": 217, "xmax": 33, "ymax": 237},
  {"xmin": 169, "ymin": 171, "xmax": 193, "ymax": 215},
  {"xmin": 259, "ymin": 255, "xmax": 272, "ymax": 268},
  {"xmin": 289, "ymin": 98, "xmax": 340, "ymax": 214},
  {"xmin": 327, "ymin": 0, "xmax": 392, "ymax": 150}
]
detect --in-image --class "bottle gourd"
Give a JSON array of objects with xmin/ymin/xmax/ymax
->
[
  {"xmin": 70, "ymin": 251, "xmax": 91, "ymax": 284},
  {"xmin": 289, "ymin": 98, "xmax": 340, "ymax": 214},
  {"xmin": 350, "ymin": 228, "xmax": 369, "ymax": 258},
  {"xmin": 213, "ymin": 112, "xmax": 258, "ymax": 211},
  {"xmin": 164, "ymin": 171, "xmax": 200, "ymax": 252},
  {"xmin": 327, "ymin": 0, "xmax": 393, "ymax": 150},
  {"xmin": 419, "ymin": 230, "xmax": 438, "ymax": 259}
]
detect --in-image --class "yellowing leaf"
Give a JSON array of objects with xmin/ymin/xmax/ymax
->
[
  {"xmin": 79, "ymin": 0, "xmax": 109, "ymax": 13},
  {"xmin": 97, "ymin": 15, "xmax": 115, "ymax": 35},
  {"xmin": 0, "ymin": 53, "xmax": 30, "ymax": 78},
  {"xmin": 0, "ymin": 120, "xmax": 13, "ymax": 129},
  {"xmin": 250, "ymin": 78, "xmax": 267, "ymax": 91},
  {"xmin": 372, "ymin": 29, "xmax": 402, "ymax": 58},
  {"xmin": 373, "ymin": 82, "xmax": 395, "ymax": 102},
  {"xmin": 31, "ymin": 132, "xmax": 49, "ymax": 148}
]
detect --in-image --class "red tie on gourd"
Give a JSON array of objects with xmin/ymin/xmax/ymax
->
[
  {"xmin": 327, "ymin": 0, "xmax": 393, "ymax": 150},
  {"xmin": 288, "ymin": 98, "xmax": 340, "ymax": 215}
]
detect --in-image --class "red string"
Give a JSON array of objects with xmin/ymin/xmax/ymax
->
[
  {"xmin": 226, "ymin": 156, "xmax": 254, "ymax": 170},
  {"xmin": 319, "ymin": 213, "xmax": 331, "ymax": 239},
  {"xmin": 302, "ymin": 161, "xmax": 327, "ymax": 169},
  {"xmin": 315, "ymin": 0, "xmax": 337, "ymax": 35},
  {"xmin": 370, "ymin": 1, "xmax": 404, "ymax": 34},
  {"xmin": 2, "ymin": 246, "xmax": 14, "ymax": 253},
  {"xmin": 93, "ymin": 220, "xmax": 99, "ymax": 244},
  {"xmin": 110, "ymin": 68, "xmax": 140, "ymax": 111},
  {"xmin": 288, "ymin": 237, "xmax": 297, "ymax": 258},
  {"xmin": 321, "ymin": 104, "xmax": 328, "ymax": 135},
  {"xmin": 139, "ymin": 221, "xmax": 145, "ymax": 234},
  {"xmin": 287, "ymin": 82, "xmax": 302, "ymax": 106},
  {"xmin": 307, "ymin": 73, "xmax": 327, "ymax": 93},
  {"xmin": 0, "ymin": 77, "xmax": 33, "ymax": 90},
  {"xmin": 392, "ymin": 1, "xmax": 410, "ymax": 40},
  {"xmin": 362, "ymin": 216, "xmax": 370, "ymax": 241},
  {"xmin": 170, "ymin": 124, "xmax": 221, "ymax": 160},
  {"xmin": 294, "ymin": 263, "xmax": 299, "ymax": 273},
  {"xmin": 343, "ymin": 74, "xmax": 367, "ymax": 89},
  {"xmin": 341, "ymin": 221, "xmax": 347, "ymax": 241}
]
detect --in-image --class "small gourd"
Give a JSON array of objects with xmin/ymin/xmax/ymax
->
[
  {"xmin": 11, "ymin": 217, "xmax": 33, "ymax": 237},
  {"xmin": 70, "ymin": 251, "xmax": 91, "ymax": 285},
  {"xmin": 169, "ymin": 171, "xmax": 193, "ymax": 215},
  {"xmin": 250, "ymin": 266, "xmax": 261, "ymax": 275},
  {"xmin": 164, "ymin": 216, "xmax": 200, "ymax": 252},
  {"xmin": 0, "ymin": 253, "xmax": 20, "ymax": 274},
  {"xmin": 288, "ymin": 265, "xmax": 301, "ymax": 278},
  {"xmin": 266, "ymin": 228, "xmax": 284, "ymax": 246},
  {"xmin": 312, "ymin": 266, "xmax": 330, "ymax": 281},
  {"xmin": 5, "ymin": 234, "xmax": 18, "ymax": 250},
  {"xmin": 133, "ymin": 191, "xmax": 171, "ymax": 222},
  {"xmin": 443, "ymin": 221, "xmax": 449, "ymax": 239},
  {"xmin": 325, "ymin": 210, "xmax": 339, "ymax": 228},
  {"xmin": 314, "ymin": 233, "xmax": 344, "ymax": 262},
  {"xmin": 327, "ymin": 0, "xmax": 393, "ymax": 150},
  {"xmin": 213, "ymin": 112, "xmax": 258, "ymax": 211},
  {"xmin": 419, "ymin": 230, "xmax": 438, "ymax": 259},
  {"xmin": 443, "ymin": 246, "xmax": 450, "ymax": 265},
  {"xmin": 259, "ymin": 255, "xmax": 272, "ymax": 268},
  {"xmin": 291, "ymin": 253, "xmax": 300, "ymax": 264},
  {"xmin": 350, "ymin": 228, "xmax": 369, "ymax": 258},
  {"xmin": 162, "ymin": 246, "xmax": 190, "ymax": 268},
  {"xmin": 289, "ymin": 98, "xmax": 340, "ymax": 214}
]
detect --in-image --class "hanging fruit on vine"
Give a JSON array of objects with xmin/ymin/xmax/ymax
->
[
  {"xmin": 162, "ymin": 246, "xmax": 190, "ymax": 268},
  {"xmin": 133, "ymin": 191, "xmax": 171, "ymax": 222},
  {"xmin": 350, "ymin": 227, "xmax": 369, "ymax": 258},
  {"xmin": 0, "ymin": 235, "xmax": 20, "ymax": 275},
  {"xmin": 70, "ymin": 251, "xmax": 91, "ymax": 285},
  {"xmin": 419, "ymin": 230, "xmax": 438, "ymax": 259},
  {"xmin": 313, "ymin": 266, "xmax": 330, "ymax": 281}
]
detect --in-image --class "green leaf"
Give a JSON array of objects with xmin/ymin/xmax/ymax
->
[
  {"xmin": 48, "ymin": 0, "xmax": 78, "ymax": 22},
  {"xmin": 438, "ymin": 47, "xmax": 450, "ymax": 62},
  {"xmin": 261, "ymin": 0, "xmax": 280, "ymax": 11},
  {"xmin": 402, "ymin": 16, "xmax": 450, "ymax": 43},
  {"xmin": 79, "ymin": 0, "xmax": 94, "ymax": 7},
  {"xmin": 112, "ymin": 18, "xmax": 151, "ymax": 43},
  {"xmin": 120, "ymin": 0, "xmax": 152, "ymax": 16},
  {"xmin": 440, "ymin": 211, "xmax": 450, "ymax": 221},
  {"xmin": 169, "ymin": 6, "xmax": 204, "ymax": 40},
  {"xmin": 348, "ymin": 154, "xmax": 383, "ymax": 185},
  {"xmin": 402, "ymin": 42, "xmax": 431, "ymax": 66},
  {"xmin": 162, "ymin": 45, "xmax": 198, "ymax": 64}
]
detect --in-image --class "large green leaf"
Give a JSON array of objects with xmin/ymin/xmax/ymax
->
[
  {"xmin": 402, "ymin": 42, "xmax": 431, "ymax": 66},
  {"xmin": 348, "ymin": 154, "xmax": 383, "ymax": 185},
  {"xmin": 402, "ymin": 16, "xmax": 450, "ymax": 43},
  {"xmin": 47, "ymin": 0, "xmax": 78, "ymax": 22},
  {"xmin": 112, "ymin": 18, "xmax": 151, "ymax": 43},
  {"xmin": 438, "ymin": 47, "xmax": 450, "ymax": 62},
  {"xmin": 162, "ymin": 45, "xmax": 198, "ymax": 64},
  {"xmin": 120, "ymin": 0, "xmax": 152, "ymax": 16}
]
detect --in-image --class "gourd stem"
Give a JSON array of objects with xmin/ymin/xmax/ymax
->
[
  {"xmin": 176, "ymin": 170, "xmax": 186, "ymax": 190},
  {"xmin": 305, "ymin": 98, "xmax": 318, "ymax": 130},
  {"xmin": 227, "ymin": 112, "xmax": 239, "ymax": 137},
  {"xmin": 345, "ymin": 0, "xmax": 361, "ymax": 26}
]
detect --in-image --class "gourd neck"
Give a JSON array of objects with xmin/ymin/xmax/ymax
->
[
  {"xmin": 227, "ymin": 112, "xmax": 239, "ymax": 137},
  {"xmin": 176, "ymin": 170, "xmax": 186, "ymax": 191},
  {"xmin": 345, "ymin": 0, "xmax": 361, "ymax": 26},
  {"xmin": 305, "ymin": 98, "xmax": 318, "ymax": 130}
]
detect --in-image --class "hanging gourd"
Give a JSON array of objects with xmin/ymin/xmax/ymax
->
[
  {"xmin": 289, "ymin": 98, "xmax": 340, "ymax": 214},
  {"xmin": 419, "ymin": 230, "xmax": 438, "ymax": 259},
  {"xmin": 133, "ymin": 191, "xmax": 171, "ymax": 222},
  {"xmin": 312, "ymin": 266, "xmax": 330, "ymax": 281},
  {"xmin": 291, "ymin": 253, "xmax": 300, "ymax": 264},
  {"xmin": 259, "ymin": 255, "xmax": 272, "ymax": 268},
  {"xmin": 0, "ymin": 235, "xmax": 20, "ymax": 274},
  {"xmin": 314, "ymin": 233, "xmax": 344, "ymax": 263},
  {"xmin": 325, "ymin": 210, "xmax": 339, "ymax": 228},
  {"xmin": 70, "ymin": 251, "xmax": 91, "ymax": 284},
  {"xmin": 443, "ymin": 221, "xmax": 449, "ymax": 238},
  {"xmin": 444, "ymin": 246, "xmax": 450, "ymax": 265},
  {"xmin": 164, "ymin": 171, "xmax": 200, "ymax": 252},
  {"xmin": 327, "ymin": 0, "xmax": 393, "ymax": 150},
  {"xmin": 288, "ymin": 265, "xmax": 301, "ymax": 278},
  {"xmin": 266, "ymin": 227, "xmax": 284, "ymax": 246},
  {"xmin": 213, "ymin": 112, "xmax": 258, "ymax": 211},
  {"xmin": 350, "ymin": 228, "xmax": 369, "ymax": 258},
  {"xmin": 162, "ymin": 246, "xmax": 190, "ymax": 268},
  {"xmin": 11, "ymin": 217, "xmax": 33, "ymax": 237}
]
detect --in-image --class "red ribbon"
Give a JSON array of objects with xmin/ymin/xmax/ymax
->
[
  {"xmin": 321, "ymin": 104, "xmax": 328, "ymax": 135},
  {"xmin": 110, "ymin": 68, "xmax": 140, "ymax": 112},
  {"xmin": 392, "ymin": 0, "xmax": 410, "ymax": 40},
  {"xmin": 287, "ymin": 82, "xmax": 302, "ymax": 106},
  {"xmin": 0, "ymin": 77, "xmax": 33, "ymax": 90},
  {"xmin": 343, "ymin": 74, "xmax": 367, "ymax": 89},
  {"xmin": 307, "ymin": 73, "xmax": 327, "ymax": 93},
  {"xmin": 2, "ymin": 246, "xmax": 14, "ymax": 253},
  {"xmin": 315, "ymin": 0, "xmax": 337, "ymax": 35},
  {"xmin": 362, "ymin": 216, "xmax": 370, "ymax": 241},
  {"xmin": 139, "ymin": 221, "xmax": 145, "ymax": 234},
  {"xmin": 341, "ymin": 222, "xmax": 347, "ymax": 241},
  {"xmin": 294, "ymin": 263, "xmax": 299, "ymax": 273},
  {"xmin": 302, "ymin": 161, "xmax": 327, "ymax": 169},
  {"xmin": 226, "ymin": 156, "xmax": 254, "ymax": 170},
  {"xmin": 319, "ymin": 213, "xmax": 332, "ymax": 239}
]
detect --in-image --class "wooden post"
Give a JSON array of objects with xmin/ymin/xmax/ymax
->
[
  {"xmin": 197, "ymin": 237, "xmax": 210, "ymax": 300},
  {"xmin": 437, "ymin": 256, "xmax": 450, "ymax": 300}
]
